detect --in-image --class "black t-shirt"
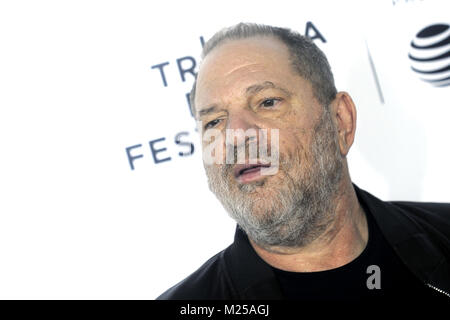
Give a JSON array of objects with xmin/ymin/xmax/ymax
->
[{"xmin": 272, "ymin": 205, "xmax": 445, "ymax": 301}]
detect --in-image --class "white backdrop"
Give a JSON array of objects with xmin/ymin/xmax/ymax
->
[{"xmin": 0, "ymin": 0, "xmax": 449, "ymax": 299}]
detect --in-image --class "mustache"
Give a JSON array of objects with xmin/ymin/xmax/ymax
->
[
  {"xmin": 217, "ymin": 148, "xmax": 287, "ymax": 179},
  {"xmin": 224, "ymin": 134, "xmax": 278, "ymax": 162}
]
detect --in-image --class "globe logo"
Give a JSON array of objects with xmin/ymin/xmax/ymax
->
[{"xmin": 408, "ymin": 23, "xmax": 450, "ymax": 87}]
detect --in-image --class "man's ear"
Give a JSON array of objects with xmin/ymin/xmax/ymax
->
[{"xmin": 331, "ymin": 92, "xmax": 357, "ymax": 156}]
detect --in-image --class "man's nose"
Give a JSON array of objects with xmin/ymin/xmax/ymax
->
[
  {"xmin": 226, "ymin": 110, "xmax": 259, "ymax": 132},
  {"xmin": 225, "ymin": 111, "xmax": 260, "ymax": 150}
]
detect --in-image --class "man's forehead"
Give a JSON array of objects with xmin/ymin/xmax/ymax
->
[
  {"xmin": 195, "ymin": 38, "xmax": 292, "ymax": 95},
  {"xmin": 199, "ymin": 36, "xmax": 288, "ymax": 71}
]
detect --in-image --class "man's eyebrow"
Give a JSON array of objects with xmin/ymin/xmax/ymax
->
[
  {"xmin": 245, "ymin": 81, "xmax": 292, "ymax": 96},
  {"xmin": 197, "ymin": 105, "xmax": 218, "ymax": 118}
]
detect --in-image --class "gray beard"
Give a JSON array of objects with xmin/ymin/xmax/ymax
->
[{"xmin": 205, "ymin": 108, "xmax": 344, "ymax": 249}]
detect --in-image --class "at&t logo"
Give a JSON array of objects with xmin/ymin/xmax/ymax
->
[{"xmin": 408, "ymin": 23, "xmax": 450, "ymax": 87}]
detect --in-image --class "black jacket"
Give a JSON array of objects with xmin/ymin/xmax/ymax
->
[{"xmin": 157, "ymin": 185, "xmax": 450, "ymax": 299}]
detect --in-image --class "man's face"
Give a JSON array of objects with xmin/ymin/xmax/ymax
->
[{"xmin": 195, "ymin": 37, "xmax": 343, "ymax": 248}]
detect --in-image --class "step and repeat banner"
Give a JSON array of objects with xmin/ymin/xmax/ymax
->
[{"xmin": 0, "ymin": 0, "xmax": 448, "ymax": 299}]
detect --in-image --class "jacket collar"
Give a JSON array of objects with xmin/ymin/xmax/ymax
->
[{"xmin": 223, "ymin": 225, "xmax": 284, "ymax": 299}]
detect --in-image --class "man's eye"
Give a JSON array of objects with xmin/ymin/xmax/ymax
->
[
  {"xmin": 205, "ymin": 119, "xmax": 221, "ymax": 129},
  {"xmin": 260, "ymin": 98, "xmax": 280, "ymax": 108}
]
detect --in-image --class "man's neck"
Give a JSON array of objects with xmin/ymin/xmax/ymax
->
[{"xmin": 249, "ymin": 180, "xmax": 368, "ymax": 272}]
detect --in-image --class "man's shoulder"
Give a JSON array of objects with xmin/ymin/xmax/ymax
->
[
  {"xmin": 156, "ymin": 247, "xmax": 235, "ymax": 300},
  {"xmin": 357, "ymin": 185, "xmax": 450, "ymax": 236},
  {"xmin": 390, "ymin": 200, "xmax": 450, "ymax": 224},
  {"xmin": 387, "ymin": 200, "xmax": 450, "ymax": 242},
  {"xmin": 391, "ymin": 200, "xmax": 450, "ymax": 212}
]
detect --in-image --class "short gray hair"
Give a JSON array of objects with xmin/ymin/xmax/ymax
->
[{"xmin": 190, "ymin": 22, "xmax": 337, "ymax": 117}]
